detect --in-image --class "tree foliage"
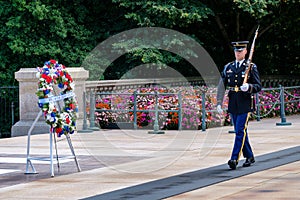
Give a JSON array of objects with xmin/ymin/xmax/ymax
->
[
  {"xmin": 111, "ymin": 0, "xmax": 299, "ymax": 77},
  {"xmin": 0, "ymin": 0, "xmax": 299, "ymax": 85},
  {"xmin": 0, "ymin": 0, "xmax": 126, "ymax": 85},
  {"xmin": 112, "ymin": 0, "xmax": 213, "ymax": 27},
  {"xmin": 0, "ymin": 0, "xmax": 89, "ymax": 85}
]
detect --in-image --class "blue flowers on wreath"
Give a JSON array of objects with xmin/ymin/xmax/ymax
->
[{"xmin": 36, "ymin": 59, "xmax": 78, "ymax": 137}]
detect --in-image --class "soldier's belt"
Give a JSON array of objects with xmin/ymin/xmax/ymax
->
[{"xmin": 228, "ymin": 86, "xmax": 241, "ymax": 92}]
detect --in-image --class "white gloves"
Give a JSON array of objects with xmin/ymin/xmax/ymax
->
[
  {"xmin": 217, "ymin": 105, "xmax": 223, "ymax": 114},
  {"xmin": 240, "ymin": 83, "xmax": 249, "ymax": 92}
]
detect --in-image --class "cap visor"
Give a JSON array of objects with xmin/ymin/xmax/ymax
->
[{"xmin": 234, "ymin": 48, "xmax": 245, "ymax": 51}]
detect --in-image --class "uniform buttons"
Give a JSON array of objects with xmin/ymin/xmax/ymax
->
[
  {"xmin": 235, "ymin": 75, "xmax": 238, "ymax": 77},
  {"xmin": 235, "ymin": 80, "xmax": 237, "ymax": 82}
]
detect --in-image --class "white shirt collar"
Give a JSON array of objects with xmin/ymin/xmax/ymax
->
[{"xmin": 236, "ymin": 59, "xmax": 245, "ymax": 66}]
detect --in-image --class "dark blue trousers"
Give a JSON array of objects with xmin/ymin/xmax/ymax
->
[{"xmin": 230, "ymin": 112, "xmax": 254, "ymax": 161}]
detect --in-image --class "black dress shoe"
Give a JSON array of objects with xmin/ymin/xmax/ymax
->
[
  {"xmin": 243, "ymin": 157, "xmax": 255, "ymax": 167},
  {"xmin": 228, "ymin": 160, "xmax": 238, "ymax": 170}
]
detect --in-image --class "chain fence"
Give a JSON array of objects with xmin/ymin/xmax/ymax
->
[{"xmin": 80, "ymin": 85, "xmax": 300, "ymax": 132}]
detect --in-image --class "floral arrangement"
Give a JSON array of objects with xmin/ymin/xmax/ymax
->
[{"xmin": 36, "ymin": 59, "xmax": 78, "ymax": 137}]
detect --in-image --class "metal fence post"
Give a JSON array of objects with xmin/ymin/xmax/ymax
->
[
  {"xmin": 276, "ymin": 85, "xmax": 292, "ymax": 126},
  {"xmin": 133, "ymin": 91, "xmax": 137, "ymax": 130},
  {"xmin": 178, "ymin": 91, "xmax": 182, "ymax": 131},
  {"xmin": 89, "ymin": 91, "xmax": 100, "ymax": 130},
  {"xmin": 228, "ymin": 115, "xmax": 235, "ymax": 134},
  {"xmin": 148, "ymin": 91, "xmax": 164, "ymax": 134},
  {"xmin": 11, "ymin": 102, "xmax": 15, "ymax": 126},
  {"xmin": 201, "ymin": 92, "xmax": 206, "ymax": 132},
  {"xmin": 255, "ymin": 93, "xmax": 261, "ymax": 121}
]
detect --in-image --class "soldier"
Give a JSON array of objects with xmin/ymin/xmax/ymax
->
[{"xmin": 216, "ymin": 41, "xmax": 262, "ymax": 170}]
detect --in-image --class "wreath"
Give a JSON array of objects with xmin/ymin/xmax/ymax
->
[{"xmin": 36, "ymin": 59, "xmax": 78, "ymax": 137}]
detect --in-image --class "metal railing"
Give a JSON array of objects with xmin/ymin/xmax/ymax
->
[
  {"xmin": 82, "ymin": 91, "xmax": 182, "ymax": 131},
  {"xmin": 0, "ymin": 86, "xmax": 19, "ymax": 138},
  {"xmin": 80, "ymin": 85, "xmax": 300, "ymax": 132},
  {"xmin": 200, "ymin": 85, "xmax": 300, "ymax": 130},
  {"xmin": 2, "ymin": 78, "xmax": 299, "ymax": 137}
]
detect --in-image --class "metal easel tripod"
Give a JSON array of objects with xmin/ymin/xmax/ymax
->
[{"xmin": 25, "ymin": 92, "xmax": 81, "ymax": 177}]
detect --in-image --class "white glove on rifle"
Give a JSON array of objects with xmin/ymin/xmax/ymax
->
[
  {"xmin": 217, "ymin": 105, "xmax": 223, "ymax": 114},
  {"xmin": 240, "ymin": 83, "xmax": 249, "ymax": 92}
]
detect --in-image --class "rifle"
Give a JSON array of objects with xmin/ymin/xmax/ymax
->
[{"xmin": 243, "ymin": 25, "xmax": 260, "ymax": 84}]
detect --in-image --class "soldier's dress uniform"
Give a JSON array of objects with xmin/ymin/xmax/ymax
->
[{"xmin": 217, "ymin": 41, "xmax": 262, "ymax": 169}]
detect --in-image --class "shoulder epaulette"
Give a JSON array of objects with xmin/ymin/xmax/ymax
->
[
  {"xmin": 250, "ymin": 62, "xmax": 257, "ymax": 68},
  {"xmin": 223, "ymin": 62, "xmax": 233, "ymax": 71},
  {"xmin": 226, "ymin": 62, "xmax": 234, "ymax": 67}
]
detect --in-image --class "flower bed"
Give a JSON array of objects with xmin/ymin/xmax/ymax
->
[{"xmin": 93, "ymin": 86, "xmax": 300, "ymax": 130}]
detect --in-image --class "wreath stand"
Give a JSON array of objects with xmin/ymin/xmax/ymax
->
[{"xmin": 25, "ymin": 95, "xmax": 81, "ymax": 177}]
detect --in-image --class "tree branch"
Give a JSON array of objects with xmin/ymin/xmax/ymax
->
[
  {"xmin": 236, "ymin": 12, "xmax": 240, "ymax": 39},
  {"xmin": 247, "ymin": 25, "xmax": 258, "ymax": 41},
  {"xmin": 259, "ymin": 23, "xmax": 275, "ymax": 37},
  {"xmin": 214, "ymin": 14, "xmax": 231, "ymax": 51}
]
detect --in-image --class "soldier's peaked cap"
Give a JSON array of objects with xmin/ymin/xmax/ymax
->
[{"xmin": 231, "ymin": 41, "xmax": 249, "ymax": 51}]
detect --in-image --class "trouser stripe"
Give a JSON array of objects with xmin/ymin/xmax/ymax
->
[{"xmin": 237, "ymin": 112, "xmax": 250, "ymax": 161}]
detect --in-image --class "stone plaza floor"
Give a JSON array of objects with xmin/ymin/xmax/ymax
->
[{"xmin": 0, "ymin": 115, "xmax": 299, "ymax": 199}]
